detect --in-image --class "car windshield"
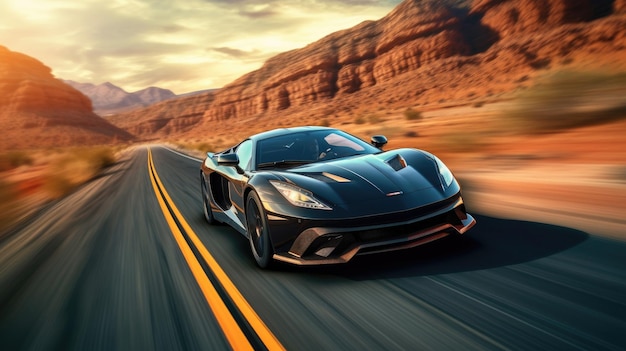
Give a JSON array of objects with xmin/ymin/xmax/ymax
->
[{"xmin": 256, "ymin": 129, "xmax": 380, "ymax": 169}]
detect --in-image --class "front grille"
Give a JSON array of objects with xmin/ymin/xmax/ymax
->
[
  {"xmin": 355, "ymin": 211, "xmax": 453, "ymax": 243},
  {"xmin": 302, "ymin": 206, "xmax": 463, "ymax": 259},
  {"xmin": 330, "ymin": 193, "xmax": 461, "ymax": 229},
  {"xmin": 295, "ymin": 193, "xmax": 466, "ymax": 260}
]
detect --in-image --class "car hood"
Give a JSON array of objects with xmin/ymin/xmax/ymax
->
[{"xmin": 270, "ymin": 150, "xmax": 459, "ymax": 210}]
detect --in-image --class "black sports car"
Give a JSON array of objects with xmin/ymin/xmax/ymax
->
[{"xmin": 200, "ymin": 126, "xmax": 475, "ymax": 268}]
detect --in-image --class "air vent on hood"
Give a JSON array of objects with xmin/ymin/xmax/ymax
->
[
  {"xmin": 322, "ymin": 172, "xmax": 351, "ymax": 183},
  {"xmin": 386, "ymin": 154, "xmax": 407, "ymax": 171},
  {"xmin": 303, "ymin": 172, "xmax": 351, "ymax": 183}
]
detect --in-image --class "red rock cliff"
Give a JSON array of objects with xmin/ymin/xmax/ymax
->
[
  {"xmin": 0, "ymin": 46, "xmax": 134, "ymax": 150},
  {"xmin": 195, "ymin": 0, "xmax": 625, "ymax": 128},
  {"xmin": 203, "ymin": 1, "xmax": 471, "ymax": 122},
  {"xmin": 109, "ymin": 0, "xmax": 626, "ymax": 141}
]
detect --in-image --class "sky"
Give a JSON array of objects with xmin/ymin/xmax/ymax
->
[{"xmin": 0, "ymin": 0, "xmax": 402, "ymax": 94}]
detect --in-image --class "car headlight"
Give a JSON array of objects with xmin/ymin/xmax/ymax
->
[
  {"xmin": 269, "ymin": 180, "xmax": 332, "ymax": 210},
  {"xmin": 434, "ymin": 156, "xmax": 454, "ymax": 187}
]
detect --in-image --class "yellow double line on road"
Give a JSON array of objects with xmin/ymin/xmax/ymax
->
[{"xmin": 148, "ymin": 148, "xmax": 285, "ymax": 351}]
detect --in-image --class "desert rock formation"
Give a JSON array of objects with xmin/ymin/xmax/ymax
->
[
  {"xmin": 0, "ymin": 46, "xmax": 134, "ymax": 150},
  {"xmin": 202, "ymin": 1, "xmax": 474, "ymax": 123},
  {"xmin": 105, "ymin": 0, "xmax": 626, "ymax": 141}
]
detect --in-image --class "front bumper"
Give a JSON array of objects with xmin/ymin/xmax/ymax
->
[{"xmin": 268, "ymin": 193, "xmax": 476, "ymax": 265}]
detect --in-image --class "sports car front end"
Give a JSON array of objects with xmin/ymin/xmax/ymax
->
[
  {"xmin": 263, "ymin": 190, "xmax": 474, "ymax": 265},
  {"xmin": 253, "ymin": 149, "xmax": 476, "ymax": 265}
]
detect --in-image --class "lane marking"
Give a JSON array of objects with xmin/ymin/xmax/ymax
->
[
  {"xmin": 148, "ymin": 148, "xmax": 285, "ymax": 351},
  {"xmin": 148, "ymin": 149, "xmax": 253, "ymax": 351}
]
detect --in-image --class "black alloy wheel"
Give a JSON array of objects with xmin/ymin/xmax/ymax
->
[
  {"xmin": 201, "ymin": 175, "xmax": 215, "ymax": 224},
  {"xmin": 246, "ymin": 191, "xmax": 274, "ymax": 268}
]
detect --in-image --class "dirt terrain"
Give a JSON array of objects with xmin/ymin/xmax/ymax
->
[{"xmin": 418, "ymin": 105, "xmax": 626, "ymax": 240}]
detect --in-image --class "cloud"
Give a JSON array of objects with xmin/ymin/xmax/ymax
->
[
  {"xmin": 0, "ymin": 0, "xmax": 402, "ymax": 94},
  {"xmin": 210, "ymin": 47, "xmax": 261, "ymax": 59},
  {"xmin": 238, "ymin": 8, "xmax": 279, "ymax": 19}
]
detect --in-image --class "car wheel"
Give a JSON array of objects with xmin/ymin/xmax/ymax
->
[
  {"xmin": 201, "ymin": 175, "xmax": 215, "ymax": 224},
  {"xmin": 246, "ymin": 191, "xmax": 274, "ymax": 268}
]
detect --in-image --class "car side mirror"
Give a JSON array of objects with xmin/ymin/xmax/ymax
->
[
  {"xmin": 371, "ymin": 135, "xmax": 388, "ymax": 149},
  {"xmin": 216, "ymin": 153, "xmax": 244, "ymax": 174}
]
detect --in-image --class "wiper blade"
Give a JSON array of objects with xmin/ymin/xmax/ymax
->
[{"xmin": 257, "ymin": 160, "xmax": 311, "ymax": 169}]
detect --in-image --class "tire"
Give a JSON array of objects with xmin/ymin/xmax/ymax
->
[
  {"xmin": 201, "ymin": 174, "xmax": 216, "ymax": 224},
  {"xmin": 246, "ymin": 191, "xmax": 274, "ymax": 268}
]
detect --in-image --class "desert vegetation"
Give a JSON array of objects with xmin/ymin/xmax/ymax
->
[
  {"xmin": 0, "ymin": 146, "xmax": 120, "ymax": 234},
  {"xmin": 175, "ymin": 140, "xmax": 225, "ymax": 154},
  {"xmin": 404, "ymin": 108, "xmax": 423, "ymax": 121},
  {"xmin": 42, "ymin": 147, "xmax": 117, "ymax": 197},
  {"xmin": 502, "ymin": 70, "xmax": 626, "ymax": 133},
  {"xmin": 0, "ymin": 151, "xmax": 34, "ymax": 172}
]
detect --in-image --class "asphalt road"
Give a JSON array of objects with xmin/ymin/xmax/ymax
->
[{"xmin": 1, "ymin": 146, "xmax": 624, "ymax": 351}]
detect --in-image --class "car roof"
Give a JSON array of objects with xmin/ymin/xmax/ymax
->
[{"xmin": 249, "ymin": 126, "xmax": 335, "ymax": 142}]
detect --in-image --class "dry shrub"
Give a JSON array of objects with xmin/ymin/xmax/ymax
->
[
  {"xmin": 404, "ymin": 108, "xmax": 423, "ymax": 121},
  {"xmin": 355, "ymin": 113, "xmax": 383, "ymax": 125},
  {"xmin": 178, "ymin": 142, "xmax": 215, "ymax": 153},
  {"xmin": 195, "ymin": 142, "xmax": 214, "ymax": 152},
  {"xmin": 83, "ymin": 147, "xmax": 116, "ymax": 170},
  {"xmin": 612, "ymin": 166, "xmax": 626, "ymax": 183},
  {"xmin": 0, "ymin": 151, "xmax": 34, "ymax": 172},
  {"xmin": 43, "ymin": 146, "xmax": 117, "ymax": 198},
  {"xmin": 42, "ymin": 171, "xmax": 75, "ymax": 199}
]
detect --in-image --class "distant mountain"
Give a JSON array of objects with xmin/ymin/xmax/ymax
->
[
  {"xmin": 63, "ymin": 80, "xmax": 176, "ymax": 115},
  {"xmin": 0, "ymin": 46, "xmax": 134, "ymax": 150},
  {"xmin": 106, "ymin": 90, "xmax": 216, "ymax": 139}
]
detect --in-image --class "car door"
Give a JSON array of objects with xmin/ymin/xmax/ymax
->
[{"xmin": 229, "ymin": 139, "xmax": 253, "ymax": 230}]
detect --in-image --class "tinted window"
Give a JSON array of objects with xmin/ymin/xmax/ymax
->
[
  {"xmin": 235, "ymin": 140, "xmax": 253, "ymax": 170},
  {"xmin": 256, "ymin": 129, "xmax": 379, "ymax": 166}
]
